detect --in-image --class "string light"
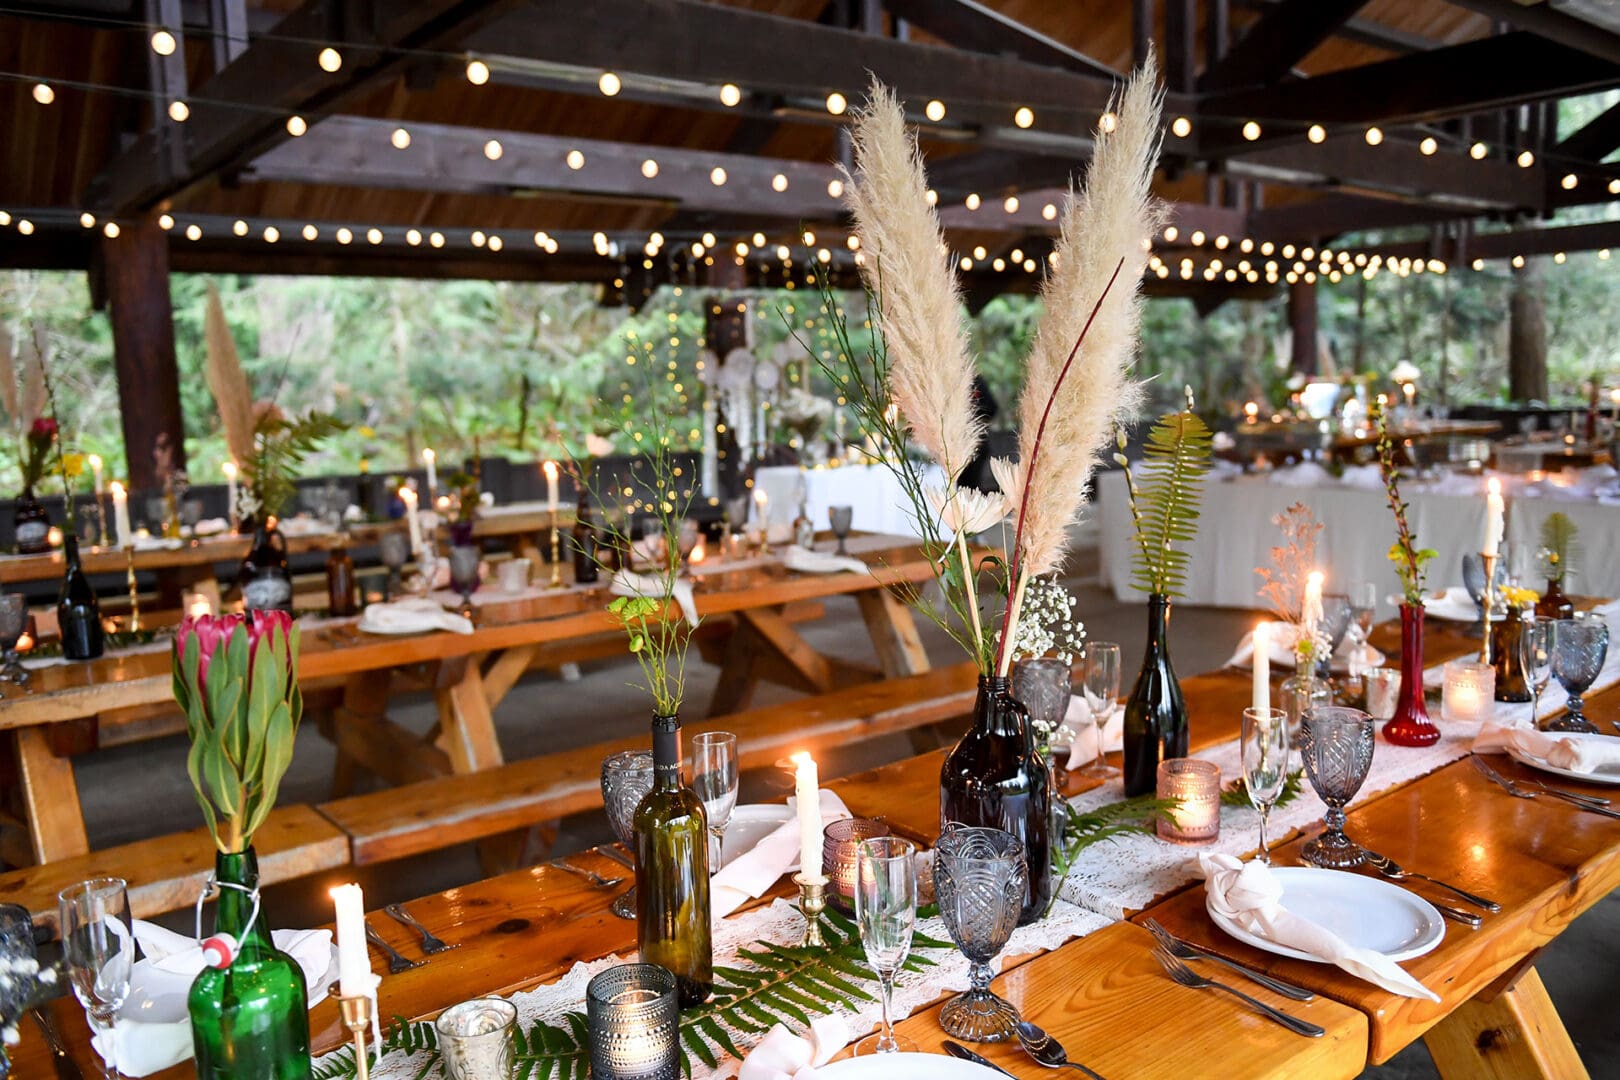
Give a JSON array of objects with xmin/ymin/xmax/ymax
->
[
  {"xmin": 391, "ymin": 127, "xmax": 411, "ymax": 149},
  {"xmin": 1098, "ymin": 111, "xmax": 1117, "ymax": 134},
  {"xmin": 827, "ymin": 178, "xmax": 843, "ymax": 198},
  {"xmin": 1610, "ymin": 179, "xmax": 1620, "ymax": 194},
  {"xmin": 972, "ymin": 245, "xmax": 987, "ymax": 260},
  {"xmin": 801, "ymin": 230, "xmax": 815, "ymax": 245},
  {"xmin": 184, "ymin": 223, "xmax": 199, "ymax": 240},
  {"xmin": 752, "ymin": 232, "xmax": 766, "ymax": 247},
  {"xmin": 1239, "ymin": 238, "xmax": 1253, "ymax": 253},
  {"xmin": 150, "ymin": 29, "xmax": 177, "ymax": 55},
  {"xmin": 102, "ymin": 221, "xmax": 120, "ymax": 238},
  {"xmin": 1171, "ymin": 116, "xmax": 1192, "ymax": 138},
  {"xmin": 484, "ymin": 139, "xmax": 502, "ymax": 160},
  {"xmin": 487, "ymin": 234, "xmax": 502, "ymax": 251},
  {"xmin": 702, "ymin": 232, "xmax": 716, "ymax": 247},
  {"xmin": 1241, "ymin": 121, "xmax": 1261, "ymax": 141},
  {"xmin": 317, "ymin": 47, "xmax": 341, "ymax": 73},
  {"xmin": 1260, "ymin": 241, "xmax": 1274, "ymax": 256},
  {"xmin": 1163, "ymin": 226, "xmax": 1179, "ymax": 242},
  {"xmin": 430, "ymin": 231, "xmax": 445, "ymax": 248},
  {"xmin": 1517, "ymin": 150, "xmax": 1534, "ymax": 168},
  {"xmin": 598, "ymin": 71, "xmax": 621, "ymax": 96},
  {"xmin": 959, "ymin": 256, "xmax": 972, "ymax": 271},
  {"xmin": 1601, "ymin": 249, "xmax": 1612, "ymax": 260},
  {"xmin": 1364, "ymin": 126, "xmax": 1383, "ymax": 146},
  {"xmin": 302, "ymin": 224, "xmax": 318, "ymax": 240},
  {"xmin": 1554, "ymin": 251, "xmax": 1566, "ymax": 264},
  {"xmin": 263, "ymin": 225, "xmax": 279, "ymax": 242},
  {"xmin": 157, "ymin": 213, "xmax": 174, "ymax": 230},
  {"xmin": 1471, "ymin": 258, "xmax": 1484, "ymax": 270},
  {"xmin": 1561, "ymin": 173, "xmax": 1578, "ymax": 190},
  {"xmin": 1307, "ymin": 124, "xmax": 1326, "ymax": 143},
  {"xmin": 826, "ymin": 91, "xmax": 847, "ymax": 116},
  {"xmin": 709, "ymin": 166, "xmax": 727, "ymax": 186},
  {"xmin": 566, "ymin": 149, "xmax": 585, "ymax": 170},
  {"xmin": 734, "ymin": 241, "xmax": 748, "ymax": 256},
  {"xmin": 719, "ymin": 83, "xmax": 741, "ymax": 107},
  {"xmin": 166, "ymin": 100, "xmax": 189, "ymax": 122},
  {"xmin": 32, "ymin": 83, "xmax": 54, "ymax": 105},
  {"xmin": 925, "ymin": 188, "xmax": 937, "ymax": 206},
  {"xmin": 772, "ymin": 173, "xmax": 788, "ymax": 192},
  {"xmin": 925, "ymin": 99, "xmax": 946, "ymax": 122},
  {"xmin": 286, "ymin": 115, "xmax": 306, "ymax": 136},
  {"xmin": 1470, "ymin": 142, "xmax": 1487, "ymax": 159},
  {"xmin": 231, "ymin": 218, "xmax": 248, "ymax": 236},
  {"xmin": 367, "ymin": 227, "xmax": 383, "ymax": 245},
  {"xmin": 1014, "ymin": 106, "xmax": 1035, "ymax": 129},
  {"xmin": 17, "ymin": 220, "xmax": 33, "ymax": 235},
  {"xmin": 1190, "ymin": 230, "xmax": 1206, "ymax": 246},
  {"xmin": 1003, "ymin": 195, "xmax": 1019, "ymax": 213},
  {"xmin": 466, "ymin": 59, "xmax": 490, "ymax": 85},
  {"xmin": 1214, "ymin": 234, "xmax": 1229, "ymax": 250},
  {"xmin": 336, "ymin": 226, "xmax": 353, "ymax": 244},
  {"xmin": 964, "ymin": 193, "xmax": 980, "ymax": 210},
  {"xmin": 641, "ymin": 158, "xmax": 659, "ymax": 178},
  {"xmin": 1419, "ymin": 136, "xmax": 1437, "ymax": 156},
  {"xmin": 1512, "ymin": 254, "xmax": 1525, "ymax": 268},
  {"xmin": 471, "ymin": 230, "xmax": 486, "ymax": 247}
]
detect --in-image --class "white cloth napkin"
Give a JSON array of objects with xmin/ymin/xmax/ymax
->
[
  {"xmin": 1062, "ymin": 697, "xmax": 1124, "ymax": 771},
  {"xmin": 276, "ymin": 517, "xmax": 334, "ymax": 537},
  {"xmin": 737, "ymin": 1016, "xmax": 851, "ymax": 1080},
  {"xmin": 1197, "ymin": 853, "xmax": 1439, "ymax": 1001},
  {"xmin": 1337, "ymin": 464, "xmax": 1386, "ymax": 490},
  {"xmin": 610, "ymin": 569, "xmax": 699, "ymax": 626},
  {"xmin": 1268, "ymin": 462, "xmax": 1334, "ymax": 488},
  {"xmin": 1415, "ymin": 587, "xmax": 1478, "ymax": 622},
  {"xmin": 1472, "ymin": 725, "xmax": 1620, "ymax": 775},
  {"xmin": 95, "ymin": 920, "xmax": 333, "ymax": 1077},
  {"xmin": 357, "ymin": 597, "xmax": 474, "ymax": 635},
  {"xmin": 781, "ymin": 545, "xmax": 870, "ymax": 576},
  {"xmin": 132, "ymin": 536, "xmax": 184, "ymax": 551},
  {"xmin": 712, "ymin": 791, "xmax": 851, "ymax": 920}
]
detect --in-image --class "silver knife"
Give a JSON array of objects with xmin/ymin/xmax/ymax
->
[
  {"xmin": 943, "ymin": 1039, "xmax": 1017, "ymax": 1077},
  {"xmin": 33, "ymin": 1009, "xmax": 82, "ymax": 1080}
]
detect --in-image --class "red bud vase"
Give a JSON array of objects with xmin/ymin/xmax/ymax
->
[{"xmin": 1383, "ymin": 602, "xmax": 1439, "ymax": 746}]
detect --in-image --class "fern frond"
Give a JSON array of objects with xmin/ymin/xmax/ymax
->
[
  {"xmin": 1538, "ymin": 511, "xmax": 1580, "ymax": 583},
  {"xmin": 1125, "ymin": 410, "xmax": 1213, "ymax": 597}
]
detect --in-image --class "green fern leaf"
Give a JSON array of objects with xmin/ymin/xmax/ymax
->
[{"xmin": 1123, "ymin": 410, "xmax": 1213, "ymax": 598}]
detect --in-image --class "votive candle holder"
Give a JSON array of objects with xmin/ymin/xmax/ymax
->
[
  {"xmin": 587, "ymin": 963, "xmax": 680, "ymax": 1080},
  {"xmin": 434, "ymin": 998, "xmax": 517, "ymax": 1080},
  {"xmin": 1156, "ymin": 758, "xmax": 1222, "ymax": 845},
  {"xmin": 1442, "ymin": 659, "xmax": 1496, "ymax": 724},
  {"xmin": 822, "ymin": 817, "xmax": 891, "ymax": 914},
  {"xmin": 1363, "ymin": 668, "xmax": 1402, "ymax": 721}
]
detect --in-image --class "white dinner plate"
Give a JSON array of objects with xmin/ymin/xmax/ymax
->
[
  {"xmin": 1206, "ymin": 866, "xmax": 1445, "ymax": 963},
  {"xmin": 1504, "ymin": 745, "xmax": 1620, "ymax": 787},
  {"xmin": 719, "ymin": 804, "xmax": 793, "ymax": 870},
  {"xmin": 817, "ymin": 1053, "xmax": 1006, "ymax": 1078}
]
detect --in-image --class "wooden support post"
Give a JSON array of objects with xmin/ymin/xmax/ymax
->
[
  {"xmin": 1288, "ymin": 276, "xmax": 1319, "ymax": 376},
  {"xmin": 1164, "ymin": 0, "xmax": 1196, "ymax": 92},
  {"xmin": 14, "ymin": 728, "xmax": 90, "ymax": 863},
  {"xmin": 1132, "ymin": 0, "xmax": 1155, "ymax": 70},
  {"xmin": 1423, "ymin": 967, "xmax": 1589, "ymax": 1080},
  {"xmin": 1509, "ymin": 258, "xmax": 1549, "ymax": 402},
  {"xmin": 101, "ymin": 221, "xmax": 185, "ymax": 491}
]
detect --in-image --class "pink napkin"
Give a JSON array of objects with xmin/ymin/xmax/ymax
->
[
  {"xmin": 737, "ymin": 1016, "xmax": 851, "ymax": 1080},
  {"xmin": 1472, "ymin": 724, "xmax": 1620, "ymax": 775}
]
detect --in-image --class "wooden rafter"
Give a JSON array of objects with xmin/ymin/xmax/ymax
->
[
  {"xmin": 1198, "ymin": 0, "xmax": 1372, "ymax": 92},
  {"xmin": 878, "ymin": 0, "xmax": 1121, "ymax": 80}
]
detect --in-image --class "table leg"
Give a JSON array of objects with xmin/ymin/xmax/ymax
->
[
  {"xmin": 329, "ymin": 670, "xmax": 393, "ymax": 797},
  {"xmin": 13, "ymin": 728, "xmax": 90, "ymax": 863},
  {"xmin": 855, "ymin": 588, "xmax": 931, "ymax": 678},
  {"xmin": 1423, "ymin": 967, "xmax": 1589, "ymax": 1080},
  {"xmin": 435, "ymin": 656, "xmax": 523, "ymax": 872}
]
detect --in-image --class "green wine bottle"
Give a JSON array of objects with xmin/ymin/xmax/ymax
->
[{"xmin": 633, "ymin": 714, "xmax": 713, "ymax": 1007}]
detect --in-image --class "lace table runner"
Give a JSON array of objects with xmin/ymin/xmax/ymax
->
[
  {"xmin": 1059, "ymin": 599, "xmax": 1620, "ymax": 919},
  {"xmin": 332, "ymin": 896, "xmax": 1110, "ymax": 1080}
]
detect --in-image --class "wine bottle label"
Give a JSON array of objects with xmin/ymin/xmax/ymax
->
[
  {"xmin": 243, "ymin": 575, "xmax": 293, "ymax": 611},
  {"xmin": 652, "ymin": 722, "xmax": 681, "ymax": 774},
  {"xmin": 16, "ymin": 521, "xmax": 47, "ymax": 547}
]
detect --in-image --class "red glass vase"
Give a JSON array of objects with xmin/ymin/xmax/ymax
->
[{"xmin": 1383, "ymin": 602, "xmax": 1440, "ymax": 746}]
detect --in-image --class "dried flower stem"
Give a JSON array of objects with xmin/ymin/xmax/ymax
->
[{"xmin": 955, "ymin": 529, "xmax": 985, "ymax": 655}]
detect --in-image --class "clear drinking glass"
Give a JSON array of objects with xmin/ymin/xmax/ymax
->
[
  {"xmin": 1548, "ymin": 617, "xmax": 1609, "ymax": 734},
  {"xmin": 1080, "ymin": 642, "xmax": 1121, "ymax": 778},
  {"xmin": 1241, "ymin": 707, "xmax": 1289, "ymax": 864},
  {"xmin": 692, "ymin": 731, "xmax": 739, "ymax": 869},
  {"xmin": 853, "ymin": 837, "xmax": 918, "ymax": 1055},
  {"xmin": 1011, "ymin": 657, "xmax": 1071, "ymax": 776},
  {"xmin": 828, "ymin": 505, "xmax": 854, "ymax": 556},
  {"xmin": 1315, "ymin": 594, "xmax": 1354, "ymax": 680},
  {"xmin": 0, "ymin": 593, "xmax": 26, "ymax": 687},
  {"xmin": 378, "ymin": 529, "xmax": 410, "ymax": 600},
  {"xmin": 1521, "ymin": 617, "xmax": 1555, "ymax": 726},
  {"xmin": 601, "ymin": 750, "xmax": 655, "ymax": 920},
  {"xmin": 1298, "ymin": 707, "xmax": 1375, "ymax": 870},
  {"xmin": 934, "ymin": 824, "xmax": 1026, "ymax": 1043},
  {"xmin": 1345, "ymin": 582, "xmax": 1378, "ymax": 679},
  {"xmin": 58, "ymin": 878, "xmax": 133, "ymax": 1078},
  {"xmin": 449, "ymin": 546, "xmax": 480, "ymax": 614}
]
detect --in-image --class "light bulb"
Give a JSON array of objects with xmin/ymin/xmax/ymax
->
[
  {"xmin": 599, "ymin": 71, "xmax": 621, "ymax": 96},
  {"xmin": 641, "ymin": 158, "xmax": 659, "ymax": 178},
  {"xmin": 719, "ymin": 83, "xmax": 741, "ymax": 107},
  {"xmin": 157, "ymin": 213, "xmax": 174, "ymax": 230},
  {"xmin": 102, "ymin": 221, "xmax": 120, "ymax": 238},
  {"xmin": 1242, "ymin": 120, "xmax": 1261, "ymax": 141},
  {"xmin": 1307, "ymin": 124, "xmax": 1326, "ymax": 143},
  {"xmin": 710, "ymin": 167, "xmax": 727, "ymax": 186},
  {"xmin": 32, "ymin": 83, "xmax": 54, "ymax": 105},
  {"xmin": 965, "ymin": 192, "xmax": 980, "ymax": 210},
  {"xmin": 1470, "ymin": 142, "xmax": 1487, "ymax": 159},
  {"xmin": 1517, "ymin": 150, "xmax": 1534, "ymax": 167},
  {"xmin": 430, "ymin": 231, "xmax": 445, "ymax": 248},
  {"xmin": 925, "ymin": 99, "xmax": 945, "ymax": 122},
  {"xmin": 1015, "ymin": 107, "xmax": 1035, "ymax": 129},
  {"xmin": 286, "ymin": 115, "xmax": 307, "ymax": 136},
  {"xmin": 168, "ymin": 100, "xmax": 189, "ymax": 122},
  {"xmin": 1419, "ymin": 136, "xmax": 1437, "ymax": 156},
  {"xmin": 336, "ymin": 227, "xmax": 352, "ymax": 244},
  {"xmin": 408, "ymin": 229, "xmax": 423, "ymax": 246},
  {"xmin": 772, "ymin": 173, "xmax": 788, "ymax": 192},
  {"xmin": 367, "ymin": 227, "xmax": 382, "ymax": 245},
  {"xmin": 302, "ymin": 224, "xmax": 318, "ymax": 240},
  {"xmin": 827, "ymin": 178, "xmax": 844, "ymax": 198},
  {"xmin": 184, "ymin": 224, "xmax": 199, "ymax": 240},
  {"xmin": 1098, "ymin": 111, "xmax": 1117, "ymax": 134},
  {"xmin": 318, "ymin": 47, "xmax": 341, "ymax": 72},
  {"xmin": 1042, "ymin": 203, "xmax": 1057, "ymax": 221},
  {"xmin": 1171, "ymin": 116, "xmax": 1191, "ymax": 138},
  {"xmin": 1561, "ymin": 173, "xmax": 1577, "ymax": 190},
  {"xmin": 263, "ymin": 225, "xmax": 279, "ymax": 243},
  {"xmin": 1364, "ymin": 126, "xmax": 1383, "ymax": 146},
  {"xmin": 231, "ymin": 218, "xmax": 247, "ymax": 236},
  {"xmin": 150, "ymin": 29, "xmax": 177, "ymax": 55},
  {"xmin": 484, "ymin": 139, "xmax": 503, "ymax": 160},
  {"xmin": 466, "ymin": 59, "xmax": 490, "ymax": 85},
  {"xmin": 391, "ymin": 127, "xmax": 411, "ymax": 149},
  {"xmin": 826, "ymin": 91, "xmax": 847, "ymax": 115},
  {"xmin": 566, "ymin": 149, "xmax": 584, "ymax": 170},
  {"xmin": 701, "ymin": 232, "xmax": 716, "ymax": 248}
]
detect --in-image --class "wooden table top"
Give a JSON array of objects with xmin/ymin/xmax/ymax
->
[{"xmin": 0, "ymin": 538, "xmax": 938, "ymax": 730}]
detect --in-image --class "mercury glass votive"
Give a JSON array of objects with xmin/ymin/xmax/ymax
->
[
  {"xmin": 823, "ymin": 818, "xmax": 891, "ymax": 913},
  {"xmin": 1156, "ymin": 759, "xmax": 1222, "ymax": 845},
  {"xmin": 587, "ymin": 963, "xmax": 680, "ymax": 1080},
  {"xmin": 1442, "ymin": 659, "xmax": 1496, "ymax": 724},
  {"xmin": 435, "ymin": 998, "xmax": 517, "ymax": 1080},
  {"xmin": 1363, "ymin": 668, "xmax": 1402, "ymax": 721}
]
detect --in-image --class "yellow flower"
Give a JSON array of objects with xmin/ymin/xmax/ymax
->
[
  {"xmin": 358, "ymin": 425, "xmax": 377, "ymax": 438},
  {"xmin": 1502, "ymin": 585, "xmax": 1540, "ymax": 608},
  {"xmin": 61, "ymin": 452, "xmax": 86, "ymax": 480}
]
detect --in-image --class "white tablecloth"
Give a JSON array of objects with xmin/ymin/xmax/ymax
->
[
  {"xmin": 752, "ymin": 462, "xmax": 945, "ymax": 538},
  {"xmin": 1098, "ymin": 465, "xmax": 1620, "ymax": 611}
]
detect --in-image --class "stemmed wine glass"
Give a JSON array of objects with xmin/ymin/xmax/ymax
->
[
  {"xmin": 1298, "ymin": 707, "xmax": 1375, "ymax": 870},
  {"xmin": 448, "ymin": 546, "xmax": 480, "ymax": 617},
  {"xmin": 853, "ymin": 837, "xmax": 918, "ymax": 1055},
  {"xmin": 1080, "ymin": 642, "xmax": 1121, "ymax": 778},
  {"xmin": 58, "ymin": 877, "xmax": 133, "ymax": 1078},
  {"xmin": 1346, "ymin": 582, "xmax": 1378, "ymax": 678},
  {"xmin": 1548, "ymin": 616, "xmax": 1609, "ymax": 734},
  {"xmin": 600, "ymin": 751, "xmax": 656, "ymax": 920},
  {"xmin": 1314, "ymin": 594, "xmax": 1354, "ymax": 681},
  {"xmin": 0, "ymin": 593, "xmax": 28, "ymax": 688},
  {"xmin": 934, "ymin": 824, "xmax": 1026, "ymax": 1043},
  {"xmin": 1241, "ymin": 707, "xmax": 1289, "ymax": 864},
  {"xmin": 828, "ymin": 505, "xmax": 854, "ymax": 557},
  {"xmin": 378, "ymin": 530, "xmax": 410, "ymax": 600},
  {"xmin": 1521, "ymin": 616, "xmax": 1556, "ymax": 727},
  {"xmin": 692, "ymin": 732, "xmax": 739, "ymax": 869},
  {"xmin": 1011, "ymin": 657, "xmax": 1071, "ymax": 783}
]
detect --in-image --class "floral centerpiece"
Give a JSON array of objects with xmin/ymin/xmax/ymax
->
[
  {"xmin": 172, "ymin": 610, "xmax": 312, "ymax": 1078},
  {"xmin": 1534, "ymin": 511, "xmax": 1578, "ymax": 619},
  {"xmin": 807, "ymin": 59, "xmax": 1163, "ymax": 924},
  {"xmin": 1373, "ymin": 402, "xmax": 1439, "ymax": 746}
]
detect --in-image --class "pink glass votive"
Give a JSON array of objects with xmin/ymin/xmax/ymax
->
[{"xmin": 1156, "ymin": 758, "xmax": 1222, "ymax": 845}]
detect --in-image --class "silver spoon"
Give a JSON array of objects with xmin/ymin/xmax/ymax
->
[{"xmin": 1015, "ymin": 1020, "xmax": 1109, "ymax": 1080}]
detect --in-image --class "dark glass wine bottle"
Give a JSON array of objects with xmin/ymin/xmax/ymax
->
[
  {"xmin": 939, "ymin": 675, "xmax": 1052, "ymax": 925},
  {"xmin": 1537, "ymin": 577, "xmax": 1574, "ymax": 621},
  {"xmin": 57, "ymin": 536, "xmax": 104, "ymax": 660},
  {"xmin": 572, "ymin": 494, "xmax": 600, "ymax": 584},
  {"xmin": 325, "ymin": 544, "xmax": 358, "ymax": 617},
  {"xmin": 1122, "ymin": 593, "xmax": 1188, "ymax": 796},
  {"xmin": 14, "ymin": 486, "xmax": 50, "ymax": 554},
  {"xmin": 633, "ymin": 714, "xmax": 712, "ymax": 1006},
  {"xmin": 239, "ymin": 521, "xmax": 293, "ymax": 613}
]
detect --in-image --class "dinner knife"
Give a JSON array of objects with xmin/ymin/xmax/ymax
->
[
  {"xmin": 33, "ymin": 1008, "xmax": 83, "ymax": 1080},
  {"xmin": 943, "ymin": 1039, "xmax": 1018, "ymax": 1077}
]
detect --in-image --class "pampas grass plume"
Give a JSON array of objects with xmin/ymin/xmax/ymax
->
[{"xmin": 204, "ymin": 284, "xmax": 257, "ymax": 468}]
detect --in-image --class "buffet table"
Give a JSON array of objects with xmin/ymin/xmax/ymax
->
[{"xmin": 753, "ymin": 462, "xmax": 945, "ymax": 538}]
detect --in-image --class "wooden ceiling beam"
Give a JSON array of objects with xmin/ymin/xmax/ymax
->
[
  {"xmin": 1229, "ymin": 0, "xmax": 1441, "ymax": 55},
  {"xmin": 878, "ymin": 0, "xmax": 1121, "ymax": 80},
  {"xmin": 1245, "ymin": 194, "xmax": 1483, "ymax": 241},
  {"xmin": 1555, "ymin": 98, "xmax": 1620, "ymax": 163},
  {"xmin": 1364, "ymin": 217, "xmax": 1620, "ymax": 261},
  {"xmin": 1443, "ymin": 0, "xmax": 1620, "ymax": 67},
  {"xmin": 1199, "ymin": 0, "xmax": 1372, "ymax": 92}
]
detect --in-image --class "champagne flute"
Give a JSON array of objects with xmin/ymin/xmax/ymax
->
[
  {"xmin": 1521, "ymin": 616, "xmax": 1555, "ymax": 726},
  {"xmin": 1081, "ymin": 642, "xmax": 1121, "ymax": 778},
  {"xmin": 58, "ymin": 878, "xmax": 133, "ymax": 1078},
  {"xmin": 1241, "ymin": 707, "xmax": 1289, "ymax": 864},
  {"xmin": 853, "ymin": 837, "xmax": 918, "ymax": 1055},
  {"xmin": 692, "ymin": 731, "xmax": 739, "ymax": 869}
]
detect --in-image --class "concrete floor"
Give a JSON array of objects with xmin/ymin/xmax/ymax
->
[{"xmin": 69, "ymin": 545, "xmax": 1619, "ymax": 1079}]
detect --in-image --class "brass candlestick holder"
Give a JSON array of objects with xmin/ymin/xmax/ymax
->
[
  {"xmin": 1479, "ymin": 551, "xmax": 1498, "ymax": 665},
  {"xmin": 124, "ymin": 546, "xmax": 141, "ymax": 633},
  {"xmin": 339, "ymin": 993, "xmax": 374, "ymax": 1080},
  {"xmin": 549, "ymin": 525, "xmax": 564, "ymax": 588},
  {"xmin": 793, "ymin": 872, "xmax": 826, "ymax": 948}
]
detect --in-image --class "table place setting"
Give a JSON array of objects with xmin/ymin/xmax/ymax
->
[
  {"xmin": 355, "ymin": 597, "xmax": 475, "ymax": 636},
  {"xmin": 779, "ymin": 544, "xmax": 871, "ymax": 577}
]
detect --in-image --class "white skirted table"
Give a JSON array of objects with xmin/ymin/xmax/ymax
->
[{"xmin": 752, "ymin": 461, "xmax": 946, "ymax": 538}]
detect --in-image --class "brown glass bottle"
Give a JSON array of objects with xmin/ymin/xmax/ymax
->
[
  {"xmin": 572, "ymin": 494, "xmax": 600, "ymax": 584},
  {"xmin": 325, "ymin": 544, "xmax": 359, "ymax": 616},
  {"xmin": 1536, "ymin": 577, "xmax": 1574, "ymax": 621}
]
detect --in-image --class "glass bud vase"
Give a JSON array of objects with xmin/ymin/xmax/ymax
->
[
  {"xmin": 1122, "ymin": 594, "xmax": 1188, "ymax": 798},
  {"xmin": 1278, "ymin": 671, "xmax": 1330, "ymax": 753},
  {"xmin": 940, "ymin": 676, "xmax": 1052, "ymax": 925},
  {"xmin": 1491, "ymin": 607, "xmax": 1533, "ymax": 703},
  {"xmin": 1536, "ymin": 578, "xmax": 1574, "ymax": 621},
  {"xmin": 1383, "ymin": 602, "xmax": 1439, "ymax": 746},
  {"xmin": 189, "ymin": 848, "xmax": 313, "ymax": 1080}
]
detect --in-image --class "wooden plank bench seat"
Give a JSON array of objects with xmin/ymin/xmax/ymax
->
[
  {"xmin": 0, "ymin": 804, "xmax": 349, "ymax": 933},
  {"xmin": 318, "ymin": 662, "xmax": 980, "ymax": 865}
]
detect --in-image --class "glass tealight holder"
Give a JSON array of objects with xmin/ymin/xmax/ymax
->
[
  {"xmin": 435, "ymin": 998, "xmax": 517, "ymax": 1080},
  {"xmin": 1442, "ymin": 659, "xmax": 1496, "ymax": 724},
  {"xmin": 1156, "ymin": 759, "xmax": 1222, "ymax": 845},
  {"xmin": 587, "ymin": 963, "xmax": 680, "ymax": 1080},
  {"xmin": 823, "ymin": 818, "xmax": 891, "ymax": 914},
  {"xmin": 1363, "ymin": 668, "xmax": 1402, "ymax": 721}
]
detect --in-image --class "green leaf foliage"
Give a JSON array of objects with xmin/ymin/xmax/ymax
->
[
  {"xmin": 1123, "ymin": 409, "xmax": 1214, "ymax": 598},
  {"xmin": 1538, "ymin": 511, "xmax": 1579, "ymax": 583},
  {"xmin": 1221, "ymin": 768, "xmax": 1306, "ymax": 808}
]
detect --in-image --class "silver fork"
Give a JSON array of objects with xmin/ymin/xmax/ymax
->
[
  {"xmin": 1472, "ymin": 756, "xmax": 1620, "ymax": 819},
  {"xmin": 597, "ymin": 846, "xmax": 636, "ymax": 871},
  {"xmin": 1151, "ymin": 945, "xmax": 1325, "ymax": 1038},
  {"xmin": 550, "ymin": 858, "xmax": 625, "ymax": 888},
  {"xmin": 384, "ymin": 903, "xmax": 457, "ymax": 954},
  {"xmin": 1142, "ymin": 918, "xmax": 1314, "ymax": 1001},
  {"xmin": 1520, "ymin": 776, "xmax": 1612, "ymax": 809},
  {"xmin": 365, "ymin": 922, "xmax": 424, "ymax": 975}
]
